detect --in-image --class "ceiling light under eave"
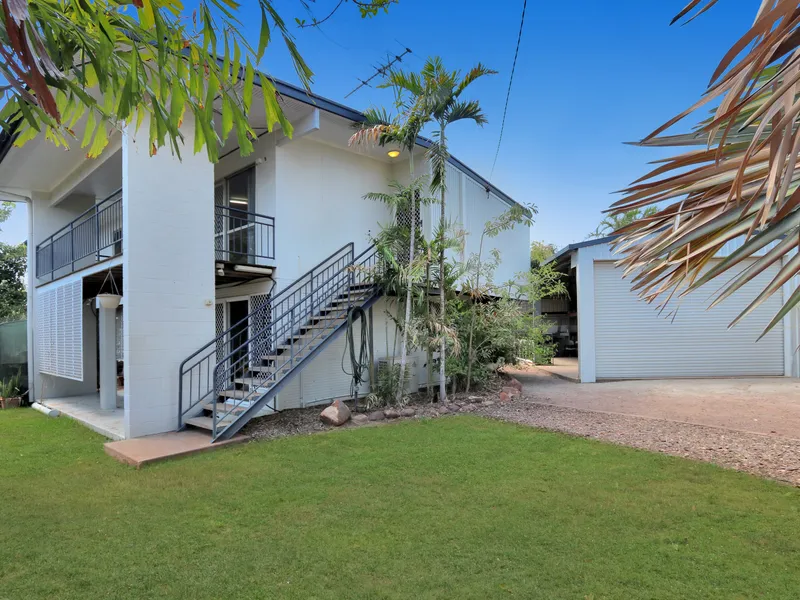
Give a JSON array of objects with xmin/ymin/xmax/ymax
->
[{"xmin": 387, "ymin": 149, "xmax": 401, "ymax": 158}]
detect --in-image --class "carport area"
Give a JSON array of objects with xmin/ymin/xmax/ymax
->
[{"xmin": 511, "ymin": 366, "xmax": 800, "ymax": 439}]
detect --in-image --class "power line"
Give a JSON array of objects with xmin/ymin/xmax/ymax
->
[
  {"xmin": 490, "ymin": 0, "xmax": 527, "ymax": 181},
  {"xmin": 345, "ymin": 47, "xmax": 412, "ymax": 98}
]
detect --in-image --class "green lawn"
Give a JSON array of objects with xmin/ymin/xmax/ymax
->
[{"xmin": 1, "ymin": 410, "xmax": 799, "ymax": 599}]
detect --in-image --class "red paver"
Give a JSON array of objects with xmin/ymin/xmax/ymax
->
[{"xmin": 104, "ymin": 429, "xmax": 247, "ymax": 468}]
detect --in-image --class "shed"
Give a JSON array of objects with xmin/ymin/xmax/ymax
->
[{"xmin": 543, "ymin": 237, "xmax": 800, "ymax": 383}]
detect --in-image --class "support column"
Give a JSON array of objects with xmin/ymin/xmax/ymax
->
[
  {"xmin": 98, "ymin": 304, "xmax": 116, "ymax": 410},
  {"xmin": 122, "ymin": 119, "xmax": 215, "ymax": 438},
  {"xmin": 575, "ymin": 249, "xmax": 596, "ymax": 383}
]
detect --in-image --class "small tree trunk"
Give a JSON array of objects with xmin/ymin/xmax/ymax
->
[
  {"xmin": 425, "ymin": 252, "xmax": 433, "ymax": 401},
  {"xmin": 438, "ymin": 124, "xmax": 447, "ymax": 403},
  {"xmin": 396, "ymin": 152, "xmax": 416, "ymax": 404},
  {"xmin": 465, "ymin": 232, "xmax": 485, "ymax": 393}
]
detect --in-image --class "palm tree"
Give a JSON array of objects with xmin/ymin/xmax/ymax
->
[
  {"xmin": 385, "ymin": 57, "xmax": 496, "ymax": 402},
  {"xmin": 610, "ymin": 2, "xmax": 800, "ymax": 336},
  {"xmin": 350, "ymin": 103, "xmax": 430, "ymax": 405},
  {"xmin": 589, "ymin": 206, "xmax": 658, "ymax": 239}
]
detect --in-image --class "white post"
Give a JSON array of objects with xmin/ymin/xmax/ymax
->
[
  {"xmin": 122, "ymin": 119, "xmax": 215, "ymax": 438},
  {"xmin": 98, "ymin": 304, "xmax": 117, "ymax": 410},
  {"xmin": 575, "ymin": 248, "xmax": 596, "ymax": 383}
]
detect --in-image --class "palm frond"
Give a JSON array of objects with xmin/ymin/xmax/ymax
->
[
  {"xmin": 455, "ymin": 64, "xmax": 498, "ymax": 97},
  {"xmin": 445, "ymin": 100, "xmax": 488, "ymax": 126},
  {"xmin": 611, "ymin": 2, "xmax": 800, "ymax": 335}
]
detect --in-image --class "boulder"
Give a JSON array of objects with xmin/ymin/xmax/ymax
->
[
  {"xmin": 320, "ymin": 400, "xmax": 351, "ymax": 426},
  {"xmin": 400, "ymin": 407, "xmax": 416, "ymax": 418},
  {"xmin": 384, "ymin": 408, "xmax": 401, "ymax": 419},
  {"xmin": 352, "ymin": 414, "xmax": 369, "ymax": 425},
  {"xmin": 438, "ymin": 406, "xmax": 450, "ymax": 415},
  {"xmin": 368, "ymin": 410, "xmax": 386, "ymax": 422}
]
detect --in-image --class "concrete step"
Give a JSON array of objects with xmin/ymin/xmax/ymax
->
[
  {"xmin": 202, "ymin": 401, "xmax": 248, "ymax": 415},
  {"xmin": 234, "ymin": 377, "xmax": 278, "ymax": 389},
  {"xmin": 219, "ymin": 389, "xmax": 259, "ymax": 400},
  {"xmin": 250, "ymin": 361, "xmax": 294, "ymax": 371},
  {"xmin": 185, "ymin": 416, "xmax": 231, "ymax": 431},
  {"xmin": 299, "ymin": 322, "xmax": 339, "ymax": 332},
  {"xmin": 277, "ymin": 341, "xmax": 321, "ymax": 352}
]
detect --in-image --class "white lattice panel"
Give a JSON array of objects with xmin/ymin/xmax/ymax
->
[
  {"xmin": 37, "ymin": 280, "xmax": 83, "ymax": 380},
  {"xmin": 215, "ymin": 302, "xmax": 226, "ymax": 363},
  {"xmin": 249, "ymin": 293, "xmax": 272, "ymax": 366}
]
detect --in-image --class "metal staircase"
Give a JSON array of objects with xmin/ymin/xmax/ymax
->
[{"xmin": 178, "ymin": 243, "xmax": 380, "ymax": 442}]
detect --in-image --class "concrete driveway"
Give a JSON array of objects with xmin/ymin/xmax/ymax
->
[{"xmin": 506, "ymin": 366, "xmax": 800, "ymax": 440}]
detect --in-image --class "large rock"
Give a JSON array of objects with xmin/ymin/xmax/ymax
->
[
  {"xmin": 320, "ymin": 399, "xmax": 351, "ymax": 426},
  {"xmin": 400, "ymin": 407, "xmax": 416, "ymax": 418},
  {"xmin": 368, "ymin": 410, "xmax": 386, "ymax": 422},
  {"xmin": 384, "ymin": 408, "xmax": 401, "ymax": 419},
  {"xmin": 352, "ymin": 414, "xmax": 369, "ymax": 425}
]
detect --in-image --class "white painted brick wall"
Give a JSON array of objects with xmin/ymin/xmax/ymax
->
[{"xmin": 122, "ymin": 120, "xmax": 215, "ymax": 438}]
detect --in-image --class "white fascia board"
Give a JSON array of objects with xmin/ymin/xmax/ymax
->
[{"xmin": 276, "ymin": 108, "xmax": 320, "ymax": 147}]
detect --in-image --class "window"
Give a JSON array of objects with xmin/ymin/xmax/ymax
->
[{"xmin": 215, "ymin": 167, "xmax": 256, "ymax": 263}]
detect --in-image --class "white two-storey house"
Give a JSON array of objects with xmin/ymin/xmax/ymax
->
[{"xmin": 0, "ymin": 77, "xmax": 529, "ymax": 441}]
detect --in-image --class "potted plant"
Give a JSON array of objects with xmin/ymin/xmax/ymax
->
[{"xmin": 0, "ymin": 370, "xmax": 21, "ymax": 409}]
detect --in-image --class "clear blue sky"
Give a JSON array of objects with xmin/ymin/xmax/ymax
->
[{"xmin": 0, "ymin": 0, "xmax": 753, "ymax": 250}]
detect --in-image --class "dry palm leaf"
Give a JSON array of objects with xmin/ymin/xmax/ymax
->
[{"xmin": 611, "ymin": 0, "xmax": 800, "ymax": 339}]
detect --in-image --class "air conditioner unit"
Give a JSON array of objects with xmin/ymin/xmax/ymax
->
[{"xmin": 376, "ymin": 357, "xmax": 419, "ymax": 394}]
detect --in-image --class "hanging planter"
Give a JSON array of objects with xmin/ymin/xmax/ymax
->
[
  {"xmin": 97, "ymin": 294, "xmax": 121, "ymax": 309},
  {"xmin": 96, "ymin": 268, "xmax": 122, "ymax": 309}
]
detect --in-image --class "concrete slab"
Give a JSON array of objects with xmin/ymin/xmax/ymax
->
[
  {"xmin": 104, "ymin": 430, "xmax": 247, "ymax": 468},
  {"xmin": 43, "ymin": 392, "xmax": 125, "ymax": 440},
  {"xmin": 534, "ymin": 357, "xmax": 579, "ymax": 382},
  {"xmin": 506, "ymin": 366, "xmax": 800, "ymax": 440}
]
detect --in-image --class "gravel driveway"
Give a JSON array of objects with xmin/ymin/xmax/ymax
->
[
  {"xmin": 477, "ymin": 368, "xmax": 800, "ymax": 486},
  {"xmin": 507, "ymin": 366, "xmax": 800, "ymax": 439}
]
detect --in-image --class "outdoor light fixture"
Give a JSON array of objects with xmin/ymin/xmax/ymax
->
[{"xmin": 387, "ymin": 149, "xmax": 401, "ymax": 158}]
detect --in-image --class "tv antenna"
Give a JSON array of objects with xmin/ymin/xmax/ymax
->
[{"xmin": 345, "ymin": 47, "xmax": 412, "ymax": 98}]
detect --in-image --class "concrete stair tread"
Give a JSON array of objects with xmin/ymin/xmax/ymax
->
[
  {"xmin": 219, "ymin": 389, "xmax": 261, "ymax": 400},
  {"xmin": 202, "ymin": 401, "xmax": 248, "ymax": 415},
  {"xmin": 234, "ymin": 377, "xmax": 278, "ymax": 387},
  {"xmin": 185, "ymin": 416, "xmax": 230, "ymax": 431},
  {"xmin": 250, "ymin": 361, "xmax": 292, "ymax": 371}
]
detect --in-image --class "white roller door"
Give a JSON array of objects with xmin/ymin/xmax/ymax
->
[{"xmin": 594, "ymin": 260, "xmax": 784, "ymax": 379}]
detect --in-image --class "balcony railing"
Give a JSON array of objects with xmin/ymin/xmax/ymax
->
[
  {"xmin": 35, "ymin": 190, "xmax": 123, "ymax": 281},
  {"xmin": 214, "ymin": 205, "xmax": 275, "ymax": 264},
  {"xmin": 35, "ymin": 194, "xmax": 276, "ymax": 282}
]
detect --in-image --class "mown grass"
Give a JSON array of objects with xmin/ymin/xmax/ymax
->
[{"xmin": 1, "ymin": 408, "xmax": 799, "ymax": 599}]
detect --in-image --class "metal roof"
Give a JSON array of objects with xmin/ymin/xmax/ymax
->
[
  {"xmin": 0, "ymin": 73, "xmax": 523, "ymax": 211},
  {"xmin": 544, "ymin": 234, "xmax": 618, "ymax": 266}
]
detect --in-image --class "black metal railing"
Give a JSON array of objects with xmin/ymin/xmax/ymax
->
[
  {"xmin": 178, "ymin": 242, "xmax": 380, "ymax": 440},
  {"xmin": 214, "ymin": 205, "xmax": 275, "ymax": 264},
  {"xmin": 35, "ymin": 190, "xmax": 123, "ymax": 280}
]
